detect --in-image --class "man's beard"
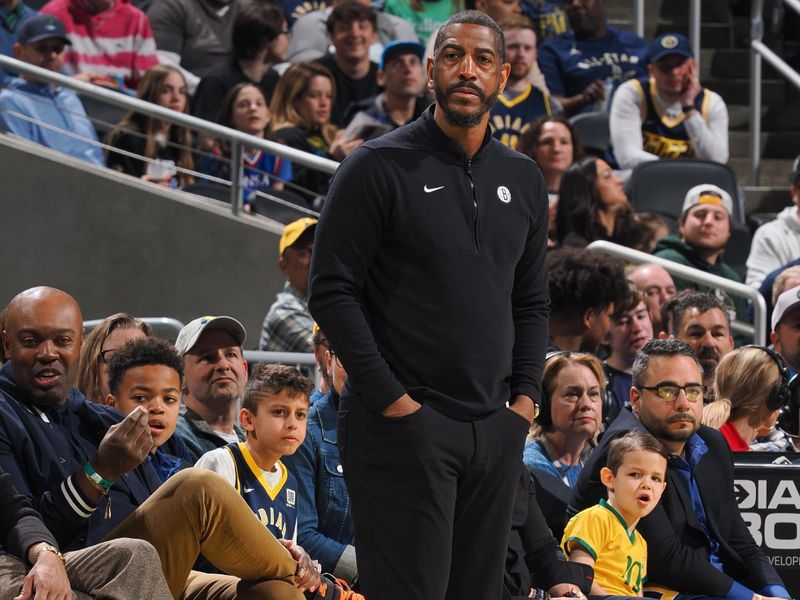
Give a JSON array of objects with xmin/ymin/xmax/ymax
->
[
  {"xmin": 433, "ymin": 76, "xmax": 498, "ymax": 128},
  {"xmin": 697, "ymin": 347, "xmax": 720, "ymax": 379},
  {"xmin": 638, "ymin": 408, "xmax": 699, "ymax": 444}
]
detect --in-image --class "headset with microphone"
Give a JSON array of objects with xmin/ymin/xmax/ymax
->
[{"xmin": 741, "ymin": 345, "xmax": 800, "ymax": 434}]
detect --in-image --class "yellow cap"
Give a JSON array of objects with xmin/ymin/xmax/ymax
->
[{"xmin": 279, "ymin": 217, "xmax": 318, "ymax": 256}]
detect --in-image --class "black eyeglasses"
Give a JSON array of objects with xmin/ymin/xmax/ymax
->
[
  {"xmin": 329, "ymin": 350, "xmax": 343, "ymax": 369},
  {"xmin": 638, "ymin": 383, "xmax": 705, "ymax": 403}
]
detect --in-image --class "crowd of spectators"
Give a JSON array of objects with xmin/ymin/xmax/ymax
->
[
  {"xmin": 4, "ymin": 1, "xmax": 800, "ymax": 596},
  {"xmin": 2, "ymin": 220, "xmax": 800, "ymax": 598},
  {"xmin": 0, "ymin": 0, "xmax": 748, "ymax": 230}
]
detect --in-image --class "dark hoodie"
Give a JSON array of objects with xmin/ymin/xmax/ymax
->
[{"xmin": 653, "ymin": 234, "xmax": 747, "ymax": 322}]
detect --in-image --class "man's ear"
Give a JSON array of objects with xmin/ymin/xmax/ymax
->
[
  {"xmin": 377, "ymin": 68, "xmax": 385, "ymax": 87},
  {"xmin": 677, "ymin": 217, "xmax": 687, "ymax": 240},
  {"xmin": 1, "ymin": 329, "xmax": 9, "ymax": 360},
  {"xmin": 12, "ymin": 43, "xmax": 22, "ymax": 60},
  {"xmin": 657, "ymin": 330, "xmax": 668, "ymax": 340},
  {"xmin": 771, "ymin": 329, "xmax": 780, "ymax": 350},
  {"xmin": 630, "ymin": 386, "xmax": 641, "ymax": 414},
  {"xmin": 104, "ymin": 393, "xmax": 116, "ymax": 407},
  {"xmin": 581, "ymin": 308, "xmax": 592, "ymax": 329},
  {"xmin": 278, "ymin": 255, "xmax": 288, "ymax": 276}
]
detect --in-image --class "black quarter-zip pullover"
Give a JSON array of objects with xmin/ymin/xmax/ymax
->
[{"xmin": 309, "ymin": 105, "xmax": 550, "ymax": 420}]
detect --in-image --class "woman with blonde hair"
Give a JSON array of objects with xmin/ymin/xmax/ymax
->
[
  {"xmin": 702, "ymin": 346, "xmax": 787, "ymax": 451},
  {"xmin": 523, "ymin": 351, "xmax": 605, "ymax": 538},
  {"xmin": 77, "ymin": 313, "xmax": 152, "ymax": 404},
  {"xmin": 106, "ymin": 65, "xmax": 195, "ymax": 187},
  {"xmin": 270, "ymin": 62, "xmax": 362, "ymax": 201}
]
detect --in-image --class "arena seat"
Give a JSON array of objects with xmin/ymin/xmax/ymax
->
[
  {"xmin": 181, "ymin": 182, "xmax": 231, "ymax": 203},
  {"xmin": 569, "ymin": 112, "xmax": 610, "ymax": 156},
  {"xmin": 252, "ymin": 189, "xmax": 314, "ymax": 224},
  {"xmin": 627, "ymin": 159, "xmax": 744, "ymax": 227}
]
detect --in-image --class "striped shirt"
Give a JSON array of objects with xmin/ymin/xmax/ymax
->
[{"xmin": 40, "ymin": 0, "xmax": 158, "ymax": 89}]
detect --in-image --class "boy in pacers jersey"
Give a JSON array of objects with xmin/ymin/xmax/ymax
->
[
  {"xmin": 195, "ymin": 364, "xmax": 364, "ymax": 598},
  {"xmin": 196, "ymin": 363, "xmax": 312, "ymax": 542},
  {"xmin": 562, "ymin": 431, "xmax": 667, "ymax": 597}
]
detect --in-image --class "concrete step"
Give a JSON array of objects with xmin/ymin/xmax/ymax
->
[
  {"xmin": 704, "ymin": 77, "xmax": 786, "ymax": 106},
  {"xmin": 729, "ymin": 158, "xmax": 795, "ymax": 187},
  {"xmin": 653, "ymin": 22, "xmax": 734, "ymax": 48},
  {"xmin": 729, "ymin": 131, "xmax": 800, "ymax": 159},
  {"xmin": 727, "ymin": 105, "xmax": 800, "ymax": 132},
  {"xmin": 700, "ymin": 49, "xmax": 787, "ymax": 80},
  {"xmin": 658, "ymin": 0, "xmax": 732, "ymax": 23},
  {"xmin": 741, "ymin": 186, "xmax": 793, "ymax": 215}
]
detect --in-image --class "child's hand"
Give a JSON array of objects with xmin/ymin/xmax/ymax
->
[{"xmin": 548, "ymin": 583, "xmax": 585, "ymax": 599}]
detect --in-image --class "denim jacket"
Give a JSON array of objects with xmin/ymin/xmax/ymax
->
[{"xmin": 283, "ymin": 390, "xmax": 355, "ymax": 581}]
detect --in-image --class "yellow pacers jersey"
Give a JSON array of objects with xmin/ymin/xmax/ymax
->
[{"xmin": 562, "ymin": 499, "xmax": 647, "ymax": 596}]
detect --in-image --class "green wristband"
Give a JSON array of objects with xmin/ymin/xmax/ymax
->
[{"xmin": 83, "ymin": 463, "xmax": 114, "ymax": 491}]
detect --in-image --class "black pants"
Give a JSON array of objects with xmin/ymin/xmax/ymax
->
[{"xmin": 338, "ymin": 397, "xmax": 529, "ymax": 600}]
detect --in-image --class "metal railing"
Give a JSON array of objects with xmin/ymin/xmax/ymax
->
[
  {"xmin": 749, "ymin": 0, "xmax": 800, "ymax": 185},
  {"xmin": 83, "ymin": 317, "xmax": 316, "ymax": 365},
  {"xmin": 634, "ymin": 0, "xmax": 644, "ymax": 37},
  {"xmin": 689, "ymin": 0, "xmax": 701, "ymax": 72},
  {"xmin": 586, "ymin": 240, "xmax": 767, "ymax": 345},
  {"xmin": 0, "ymin": 55, "xmax": 340, "ymax": 214}
]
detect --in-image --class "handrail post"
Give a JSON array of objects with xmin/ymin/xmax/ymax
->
[
  {"xmin": 635, "ymin": 0, "xmax": 644, "ymax": 38},
  {"xmin": 749, "ymin": 0, "xmax": 765, "ymax": 186},
  {"xmin": 690, "ymin": 0, "xmax": 701, "ymax": 73},
  {"xmin": 230, "ymin": 141, "xmax": 244, "ymax": 215}
]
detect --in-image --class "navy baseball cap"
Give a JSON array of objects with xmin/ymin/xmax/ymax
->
[
  {"xmin": 380, "ymin": 40, "xmax": 425, "ymax": 70},
  {"xmin": 648, "ymin": 33, "xmax": 692, "ymax": 63},
  {"xmin": 17, "ymin": 15, "xmax": 71, "ymax": 46}
]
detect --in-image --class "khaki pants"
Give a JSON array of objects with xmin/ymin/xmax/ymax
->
[
  {"xmin": 104, "ymin": 468, "xmax": 302, "ymax": 600},
  {"xmin": 0, "ymin": 537, "xmax": 172, "ymax": 600}
]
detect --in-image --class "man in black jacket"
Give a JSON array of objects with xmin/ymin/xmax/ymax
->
[
  {"xmin": 569, "ymin": 339, "xmax": 788, "ymax": 600},
  {"xmin": 0, "ymin": 468, "xmax": 172, "ymax": 599},
  {"xmin": 309, "ymin": 9, "xmax": 549, "ymax": 600}
]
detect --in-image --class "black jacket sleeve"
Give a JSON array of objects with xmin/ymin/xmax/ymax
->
[
  {"xmin": 509, "ymin": 166, "xmax": 549, "ymax": 404},
  {"xmin": 0, "ymin": 469, "xmax": 58, "ymax": 561},
  {"xmin": 506, "ymin": 471, "xmax": 593, "ymax": 596},
  {"xmin": 308, "ymin": 146, "xmax": 408, "ymax": 413}
]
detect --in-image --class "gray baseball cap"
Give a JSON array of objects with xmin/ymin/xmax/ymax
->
[{"xmin": 175, "ymin": 316, "xmax": 246, "ymax": 355}]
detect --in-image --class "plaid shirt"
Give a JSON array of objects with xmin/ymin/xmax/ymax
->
[{"xmin": 258, "ymin": 281, "xmax": 314, "ymax": 353}]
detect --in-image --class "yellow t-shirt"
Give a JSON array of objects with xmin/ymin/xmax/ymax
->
[{"xmin": 562, "ymin": 499, "xmax": 647, "ymax": 596}]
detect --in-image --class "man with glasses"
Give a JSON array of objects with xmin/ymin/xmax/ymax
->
[
  {"xmin": 609, "ymin": 32, "xmax": 729, "ymax": 170},
  {"xmin": 570, "ymin": 339, "xmax": 789, "ymax": 600}
]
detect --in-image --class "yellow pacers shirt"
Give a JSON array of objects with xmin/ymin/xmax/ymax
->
[{"xmin": 562, "ymin": 499, "xmax": 647, "ymax": 596}]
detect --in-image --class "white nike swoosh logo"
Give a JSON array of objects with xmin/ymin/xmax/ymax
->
[
  {"xmin": 424, "ymin": 185, "xmax": 444, "ymax": 193},
  {"xmin": 243, "ymin": 487, "xmax": 255, "ymax": 494}
]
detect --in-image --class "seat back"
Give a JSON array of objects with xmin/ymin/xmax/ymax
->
[
  {"xmin": 569, "ymin": 111, "xmax": 610, "ymax": 155},
  {"xmin": 627, "ymin": 159, "xmax": 744, "ymax": 227}
]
